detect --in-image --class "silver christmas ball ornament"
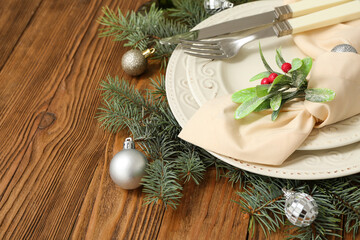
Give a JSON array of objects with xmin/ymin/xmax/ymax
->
[
  {"xmin": 331, "ymin": 44, "xmax": 358, "ymax": 54},
  {"xmin": 283, "ymin": 188, "xmax": 318, "ymax": 227},
  {"xmin": 121, "ymin": 48, "xmax": 155, "ymax": 76},
  {"xmin": 204, "ymin": 0, "xmax": 234, "ymax": 14},
  {"xmin": 109, "ymin": 137, "xmax": 148, "ymax": 190}
]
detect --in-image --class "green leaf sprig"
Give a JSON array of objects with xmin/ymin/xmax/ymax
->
[{"xmin": 232, "ymin": 45, "xmax": 335, "ymax": 121}]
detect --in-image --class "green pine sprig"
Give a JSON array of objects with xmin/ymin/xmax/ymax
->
[
  {"xmin": 97, "ymin": 75, "xmax": 216, "ymax": 209},
  {"xmin": 142, "ymin": 159, "xmax": 183, "ymax": 209},
  {"xmin": 234, "ymin": 183, "xmax": 285, "ymax": 237},
  {"xmin": 232, "ymin": 45, "xmax": 335, "ymax": 121},
  {"xmin": 168, "ymin": 0, "xmax": 209, "ymax": 28},
  {"xmin": 98, "ymin": 0, "xmax": 254, "ymax": 67},
  {"xmin": 317, "ymin": 177, "xmax": 360, "ymax": 238},
  {"xmin": 98, "ymin": 4, "xmax": 189, "ymax": 67},
  {"xmin": 175, "ymin": 150, "xmax": 206, "ymax": 185}
]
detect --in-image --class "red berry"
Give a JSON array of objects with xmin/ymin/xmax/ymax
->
[
  {"xmin": 281, "ymin": 62, "xmax": 292, "ymax": 73},
  {"xmin": 261, "ymin": 77, "xmax": 270, "ymax": 85},
  {"xmin": 268, "ymin": 73, "xmax": 278, "ymax": 83}
]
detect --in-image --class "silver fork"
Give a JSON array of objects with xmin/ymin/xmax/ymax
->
[
  {"xmin": 181, "ymin": 1, "xmax": 360, "ymax": 60},
  {"xmin": 181, "ymin": 27, "xmax": 275, "ymax": 60}
]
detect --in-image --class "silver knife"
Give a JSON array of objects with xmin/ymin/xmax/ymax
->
[
  {"xmin": 184, "ymin": 1, "xmax": 360, "ymax": 59},
  {"xmin": 160, "ymin": 0, "xmax": 351, "ymax": 45}
]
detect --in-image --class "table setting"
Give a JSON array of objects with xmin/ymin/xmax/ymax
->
[
  {"xmin": 165, "ymin": 0, "xmax": 360, "ymax": 179},
  {"xmin": 2, "ymin": 0, "xmax": 360, "ymax": 238}
]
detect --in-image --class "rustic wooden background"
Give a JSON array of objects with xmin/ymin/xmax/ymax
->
[{"xmin": 0, "ymin": 0, "xmax": 358, "ymax": 239}]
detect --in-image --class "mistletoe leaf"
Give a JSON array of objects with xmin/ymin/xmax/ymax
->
[
  {"xmin": 275, "ymin": 48, "xmax": 285, "ymax": 69},
  {"xmin": 235, "ymin": 95, "xmax": 270, "ymax": 119},
  {"xmin": 259, "ymin": 44, "xmax": 274, "ymax": 73},
  {"xmin": 289, "ymin": 58, "xmax": 302, "ymax": 73},
  {"xmin": 256, "ymin": 84, "xmax": 270, "ymax": 97},
  {"xmin": 305, "ymin": 88, "xmax": 335, "ymax": 102},
  {"xmin": 271, "ymin": 109, "xmax": 280, "ymax": 121},
  {"xmin": 292, "ymin": 57, "xmax": 312, "ymax": 88},
  {"xmin": 232, "ymin": 87, "xmax": 257, "ymax": 103},
  {"xmin": 249, "ymin": 71, "xmax": 271, "ymax": 82},
  {"xmin": 301, "ymin": 57, "xmax": 313, "ymax": 76},
  {"xmin": 270, "ymin": 94, "xmax": 282, "ymax": 111},
  {"xmin": 254, "ymin": 99, "xmax": 270, "ymax": 112},
  {"xmin": 268, "ymin": 75, "xmax": 291, "ymax": 93},
  {"xmin": 291, "ymin": 71, "xmax": 305, "ymax": 88}
]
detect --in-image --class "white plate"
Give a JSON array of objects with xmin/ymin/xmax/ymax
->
[
  {"xmin": 186, "ymin": 0, "xmax": 360, "ymax": 151},
  {"xmin": 165, "ymin": 1, "xmax": 360, "ymax": 179},
  {"xmin": 166, "ymin": 47, "xmax": 360, "ymax": 180}
]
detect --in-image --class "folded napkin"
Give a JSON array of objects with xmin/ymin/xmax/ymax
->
[{"xmin": 179, "ymin": 19, "xmax": 360, "ymax": 166}]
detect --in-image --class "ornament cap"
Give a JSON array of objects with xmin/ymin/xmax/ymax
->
[
  {"xmin": 222, "ymin": 1, "xmax": 234, "ymax": 8},
  {"xmin": 142, "ymin": 48, "xmax": 156, "ymax": 58},
  {"xmin": 123, "ymin": 137, "xmax": 135, "ymax": 149},
  {"xmin": 282, "ymin": 188, "xmax": 295, "ymax": 199}
]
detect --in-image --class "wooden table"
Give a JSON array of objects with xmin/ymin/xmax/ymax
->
[{"xmin": 0, "ymin": 0, "xmax": 358, "ymax": 239}]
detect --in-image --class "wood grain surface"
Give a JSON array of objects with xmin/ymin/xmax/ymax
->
[{"xmin": 0, "ymin": 0, "xmax": 358, "ymax": 239}]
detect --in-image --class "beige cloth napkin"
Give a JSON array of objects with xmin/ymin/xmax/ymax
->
[{"xmin": 179, "ymin": 18, "xmax": 360, "ymax": 166}]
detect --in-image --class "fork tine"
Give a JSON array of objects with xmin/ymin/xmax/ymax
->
[
  {"xmin": 180, "ymin": 38, "xmax": 227, "ymax": 59},
  {"xmin": 181, "ymin": 41, "xmax": 219, "ymax": 50},
  {"xmin": 180, "ymin": 39, "xmax": 219, "ymax": 45},
  {"xmin": 181, "ymin": 43, "xmax": 221, "ymax": 50},
  {"xmin": 181, "ymin": 47, "xmax": 223, "ymax": 55},
  {"xmin": 184, "ymin": 51, "xmax": 226, "ymax": 60}
]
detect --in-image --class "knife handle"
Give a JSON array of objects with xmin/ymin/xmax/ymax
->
[
  {"xmin": 274, "ymin": 1, "xmax": 360, "ymax": 36},
  {"xmin": 290, "ymin": 0, "xmax": 352, "ymax": 18},
  {"xmin": 275, "ymin": 0, "xmax": 352, "ymax": 20}
]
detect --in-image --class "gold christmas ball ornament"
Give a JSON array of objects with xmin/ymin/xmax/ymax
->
[{"xmin": 121, "ymin": 48, "xmax": 155, "ymax": 76}]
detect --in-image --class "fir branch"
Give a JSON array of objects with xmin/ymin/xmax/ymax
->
[
  {"xmin": 317, "ymin": 178, "xmax": 360, "ymax": 238},
  {"xmin": 234, "ymin": 183, "xmax": 285, "ymax": 237},
  {"xmin": 142, "ymin": 135, "xmax": 180, "ymax": 161},
  {"xmin": 99, "ymin": 75, "xmax": 155, "ymax": 113},
  {"xmin": 96, "ymin": 76, "xmax": 149, "ymax": 133},
  {"xmin": 96, "ymin": 99, "xmax": 141, "ymax": 133},
  {"xmin": 216, "ymin": 160, "xmax": 246, "ymax": 187},
  {"xmin": 168, "ymin": 0, "xmax": 209, "ymax": 28},
  {"xmin": 176, "ymin": 150, "xmax": 206, "ymax": 185},
  {"xmin": 149, "ymin": 75, "xmax": 167, "ymax": 100},
  {"xmin": 142, "ymin": 160, "xmax": 183, "ymax": 209},
  {"xmin": 168, "ymin": 0, "xmax": 254, "ymax": 29},
  {"xmin": 98, "ymin": 4, "xmax": 189, "ymax": 65},
  {"xmin": 98, "ymin": 75, "xmax": 211, "ymax": 208},
  {"xmin": 98, "ymin": 0, "xmax": 256, "ymax": 66},
  {"xmin": 97, "ymin": 74, "xmax": 360, "ymax": 238}
]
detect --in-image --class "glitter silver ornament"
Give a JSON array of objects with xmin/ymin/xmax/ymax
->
[
  {"xmin": 121, "ymin": 48, "xmax": 155, "ymax": 76},
  {"xmin": 109, "ymin": 137, "xmax": 148, "ymax": 190},
  {"xmin": 331, "ymin": 44, "xmax": 358, "ymax": 53},
  {"xmin": 283, "ymin": 189, "xmax": 318, "ymax": 227},
  {"xmin": 204, "ymin": 0, "xmax": 234, "ymax": 14}
]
